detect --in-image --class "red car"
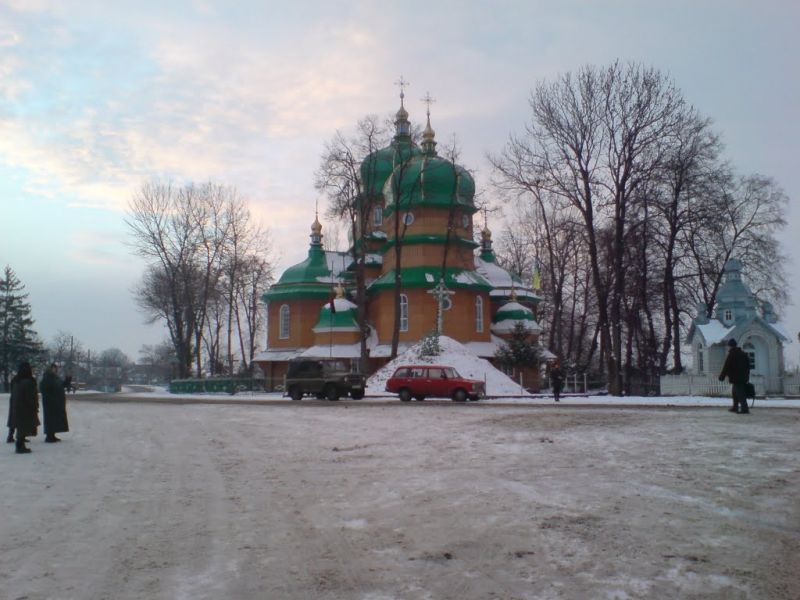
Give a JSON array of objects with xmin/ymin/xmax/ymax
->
[{"xmin": 385, "ymin": 365, "xmax": 485, "ymax": 402}]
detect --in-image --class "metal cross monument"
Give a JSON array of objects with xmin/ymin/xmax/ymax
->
[{"xmin": 428, "ymin": 277, "xmax": 455, "ymax": 334}]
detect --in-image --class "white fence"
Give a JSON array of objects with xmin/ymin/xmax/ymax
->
[{"xmin": 660, "ymin": 373, "xmax": 800, "ymax": 397}]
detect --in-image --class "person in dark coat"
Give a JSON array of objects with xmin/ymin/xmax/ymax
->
[
  {"xmin": 718, "ymin": 338, "xmax": 751, "ymax": 414},
  {"xmin": 40, "ymin": 363, "xmax": 69, "ymax": 442},
  {"xmin": 9, "ymin": 361, "xmax": 39, "ymax": 454},
  {"xmin": 63, "ymin": 373, "xmax": 74, "ymax": 394},
  {"xmin": 550, "ymin": 360, "xmax": 564, "ymax": 402}
]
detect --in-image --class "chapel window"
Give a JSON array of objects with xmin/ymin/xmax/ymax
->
[
  {"xmin": 373, "ymin": 206, "xmax": 383, "ymax": 227},
  {"xmin": 475, "ymin": 296, "xmax": 484, "ymax": 333},
  {"xmin": 724, "ymin": 309, "xmax": 733, "ymax": 323},
  {"xmin": 279, "ymin": 304, "xmax": 290, "ymax": 339},
  {"xmin": 697, "ymin": 347, "xmax": 704, "ymax": 373},
  {"xmin": 400, "ymin": 294, "xmax": 409, "ymax": 332}
]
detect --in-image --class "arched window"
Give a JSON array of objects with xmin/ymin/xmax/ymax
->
[
  {"xmin": 697, "ymin": 346, "xmax": 704, "ymax": 373},
  {"xmin": 400, "ymin": 294, "xmax": 409, "ymax": 332},
  {"xmin": 279, "ymin": 304, "xmax": 290, "ymax": 339},
  {"xmin": 373, "ymin": 206, "xmax": 383, "ymax": 226},
  {"xmin": 724, "ymin": 309, "xmax": 733, "ymax": 323},
  {"xmin": 475, "ymin": 296, "xmax": 484, "ymax": 333}
]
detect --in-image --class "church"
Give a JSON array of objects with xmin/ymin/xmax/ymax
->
[
  {"xmin": 253, "ymin": 92, "xmax": 545, "ymax": 391},
  {"xmin": 684, "ymin": 258, "xmax": 791, "ymax": 394}
]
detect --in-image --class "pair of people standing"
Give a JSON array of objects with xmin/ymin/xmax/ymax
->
[{"xmin": 6, "ymin": 362, "xmax": 70, "ymax": 453}]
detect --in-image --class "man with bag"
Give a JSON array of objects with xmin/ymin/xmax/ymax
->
[{"xmin": 718, "ymin": 338, "xmax": 751, "ymax": 414}]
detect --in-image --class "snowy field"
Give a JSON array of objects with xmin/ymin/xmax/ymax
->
[{"xmin": 1, "ymin": 393, "xmax": 798, "ymax": 600}]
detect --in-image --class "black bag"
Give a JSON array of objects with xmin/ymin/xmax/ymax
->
[{"xmin": 745, "ymin": 382, "xmax": 756, "ymax": 398}]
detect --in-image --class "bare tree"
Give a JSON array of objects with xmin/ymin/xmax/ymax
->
[
  {"xmin": 127, "ymin": 181, "xmax": 272, "ymax": 378},
  {"xmin": 493, "ymin": 62, "xmax": 687, "ymax": 395}
]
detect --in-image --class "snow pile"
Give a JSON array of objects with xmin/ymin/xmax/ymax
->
[{"xmin": 366, "ymin": 335, "xmax": 529, "ymax": 396}]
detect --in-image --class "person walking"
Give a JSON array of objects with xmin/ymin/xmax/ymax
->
[
  {"xmin": 9, "ymin": 361, "xmax": 40, "ymax": 454},
  {"xmin": 550, "ymin": 360, "xmax": 564, "ymax": 402},
  {"xmin": 40, "ymin": 363, "xmax": 69, "ymax": 443},
  {"xmin": 718, "ymin": 338, "xmax": 751, "ymax": 414}
]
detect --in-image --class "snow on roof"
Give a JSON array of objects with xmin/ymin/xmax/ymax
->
[
  {"xmin": 768, "ymin": 321, "xmax": 793, "ymax": 343},
  {"xmin": 253, "ymin": 349, "xmax": 303, "ymax": 362},
  {"xmin": 453, "ymin": 271, "xmax": 492, "ymax": 286},
  {"xmin": 474, "ymin": 257, "xmax": 516, "ymax": 287},
  {"xmin": 496, "ymin": 301, "xmax": 532, "ymax": 315},
  {"xmin": 300, "ymin": 344, "xmax": 362, "ymax": 358},
  {"xmin": 491, "ymin": 319, "xmax": 542, "ymax": 334},
  {"xmin": 366, "ymin": 335, "xmax": 528, "ymax": 396},
  {"xmin": 696, "ymin": 321, "xmax": 734, "ymax": 345},
  {"xmin": 332, "ymin": 297, "xmax": 357, "ymax": 311}
]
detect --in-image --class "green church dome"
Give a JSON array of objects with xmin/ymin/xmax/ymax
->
[
  {"xmin": 383, "ymin": 111, "xmax": 476, "ymax": 215},
  {"xmin": 263, "ymin": 217, "xmax": 334, "ymax": 302},
  {"xmin": 360, "ymin": 98, "xmax": 421, "ymax": 199}
]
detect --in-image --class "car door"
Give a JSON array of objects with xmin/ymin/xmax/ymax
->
[{"xmin": 426, "ymin": 367, "xmax": 446, "ymax": 397}]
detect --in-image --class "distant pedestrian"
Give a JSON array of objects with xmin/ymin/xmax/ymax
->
[
  {"xmin": 40, "ymin": 363, "xmax": 69, "ymax": 442},
  {"xmin": 63, "ymin": 373, "xmax": 74, "ymax": 394},
  {"xmin": 718, "ymin": 338, "xmax": 751, "ymax": 414},
  {"xmin": 9, "ymin": 361, "xmax": 39, "ymax": 454},
  {"xmin": 550, "ymin": 360, "xmax": 564, "ymax": 402}
]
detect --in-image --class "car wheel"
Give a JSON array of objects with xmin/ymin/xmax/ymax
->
[
  {"xmin": 289, "ymin": 386, "xmax": 303, "ymax": 401},
  {"xmin": 325, "ymin": 384, "xmax": 340, "ymax": 401},
  {"xmin": 414, "ymin": 395, "xmax": 425, "ymax": 401},
  {"xmin": 399, "ymin": 388, "xmax": 412, "ymax": 402},
  {"xmin": 350, "ymin": 389, "xmax": 365, "ymax": 400},
  {"xmin": 452, "ymin": 389, "xmax": 467, "ymax": 402}
]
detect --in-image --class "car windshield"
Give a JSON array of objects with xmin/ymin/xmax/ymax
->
[{"xmin": 323, "ymin": 360, "xmax": 348, "ymax": 372}]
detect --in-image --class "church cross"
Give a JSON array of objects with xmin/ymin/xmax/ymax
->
[
  {"xmin": 421, "ymin": 91, "xmax": 436, "ymax": 117},
  {"xmin": 428, "ymin": 277, "xmax": 455, "ymax": 334},
  {"xmin": 395, "ymin": 75, "xmax": 409, "ymax": 105}
]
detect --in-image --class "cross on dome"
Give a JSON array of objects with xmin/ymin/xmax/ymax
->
[{"xmin": 395, "ymin": 75, "xmax": 409, "ymax": 107}]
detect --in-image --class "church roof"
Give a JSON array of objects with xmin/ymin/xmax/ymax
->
[
  {"xmin": 491, "ymin": 301, "xmax": 541, "ymax": 334},
  {"xmin": 368, "ymin": 266, "xmax": 492, "ymax": 293},
  {"xmin": 312, "ymin": 296, "xmax": 360, "ymax": 333}
]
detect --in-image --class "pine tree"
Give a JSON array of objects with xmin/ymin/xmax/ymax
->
[
  {"xmin": 0, "ymin": 266, "xmax": 42, "ymax": 391},
  {"xmin": 417, "ymin": 330, "xmax": 441, "ymax": 359},
  {"xmin": 494, "ymin": 322, "xmax": 542, "ymax": 370}
]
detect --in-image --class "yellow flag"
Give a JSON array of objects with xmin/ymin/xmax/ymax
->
[{"xmin": 532, "ymin": 268, "xmax": 541, "ymax": 291}]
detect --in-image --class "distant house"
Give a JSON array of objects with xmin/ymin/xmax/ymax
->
[{"xmin": 685, "ymin": 259, "xmax": 791, "ymax": 394}]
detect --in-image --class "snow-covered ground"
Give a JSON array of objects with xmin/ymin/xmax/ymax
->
[{"xmin": 1, "ymin": 392, "xmax": 798, "ymax": 599}]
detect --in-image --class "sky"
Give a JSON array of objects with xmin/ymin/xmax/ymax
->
[{"xmin": 0, "ymin": 0, "xmax": 798, "ymax": 364}]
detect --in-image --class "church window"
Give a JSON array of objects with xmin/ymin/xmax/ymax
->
[
  {"xmin": 697, "ymin": 347, "xmax": 704, "ymax": 373},
  {"xmin": 373, "ymin": 206, "xmax": 383, "ymax": 227},
  {"xmin": 461, "ymin": 214, "xmax": 470, "ymax": 229},
  {"xmin": 403, "ymin": 212, "xmax": 414, "ymax": 226},
  {"xmin": 724, "ymin": 309, "xmax": 732, "ymax": 323},
  {"xmin": 279, "ymin": 304, "xmax": 290, "ymax": 339},
  {"xmin": 475, "ymin": 296, "xmax": 484, "ymax": 332},
  {"xmin": 743, "ymin": 342, "xmax": 756, "ymax": 370},
  {"xmin": 400, "ymin": 294, "xmax": 409, "ymax": 332}
]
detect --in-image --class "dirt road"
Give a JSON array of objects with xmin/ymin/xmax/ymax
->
[{"xmin": 1, "ymin": 401, "xmax": 798, "ymax": 599}]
